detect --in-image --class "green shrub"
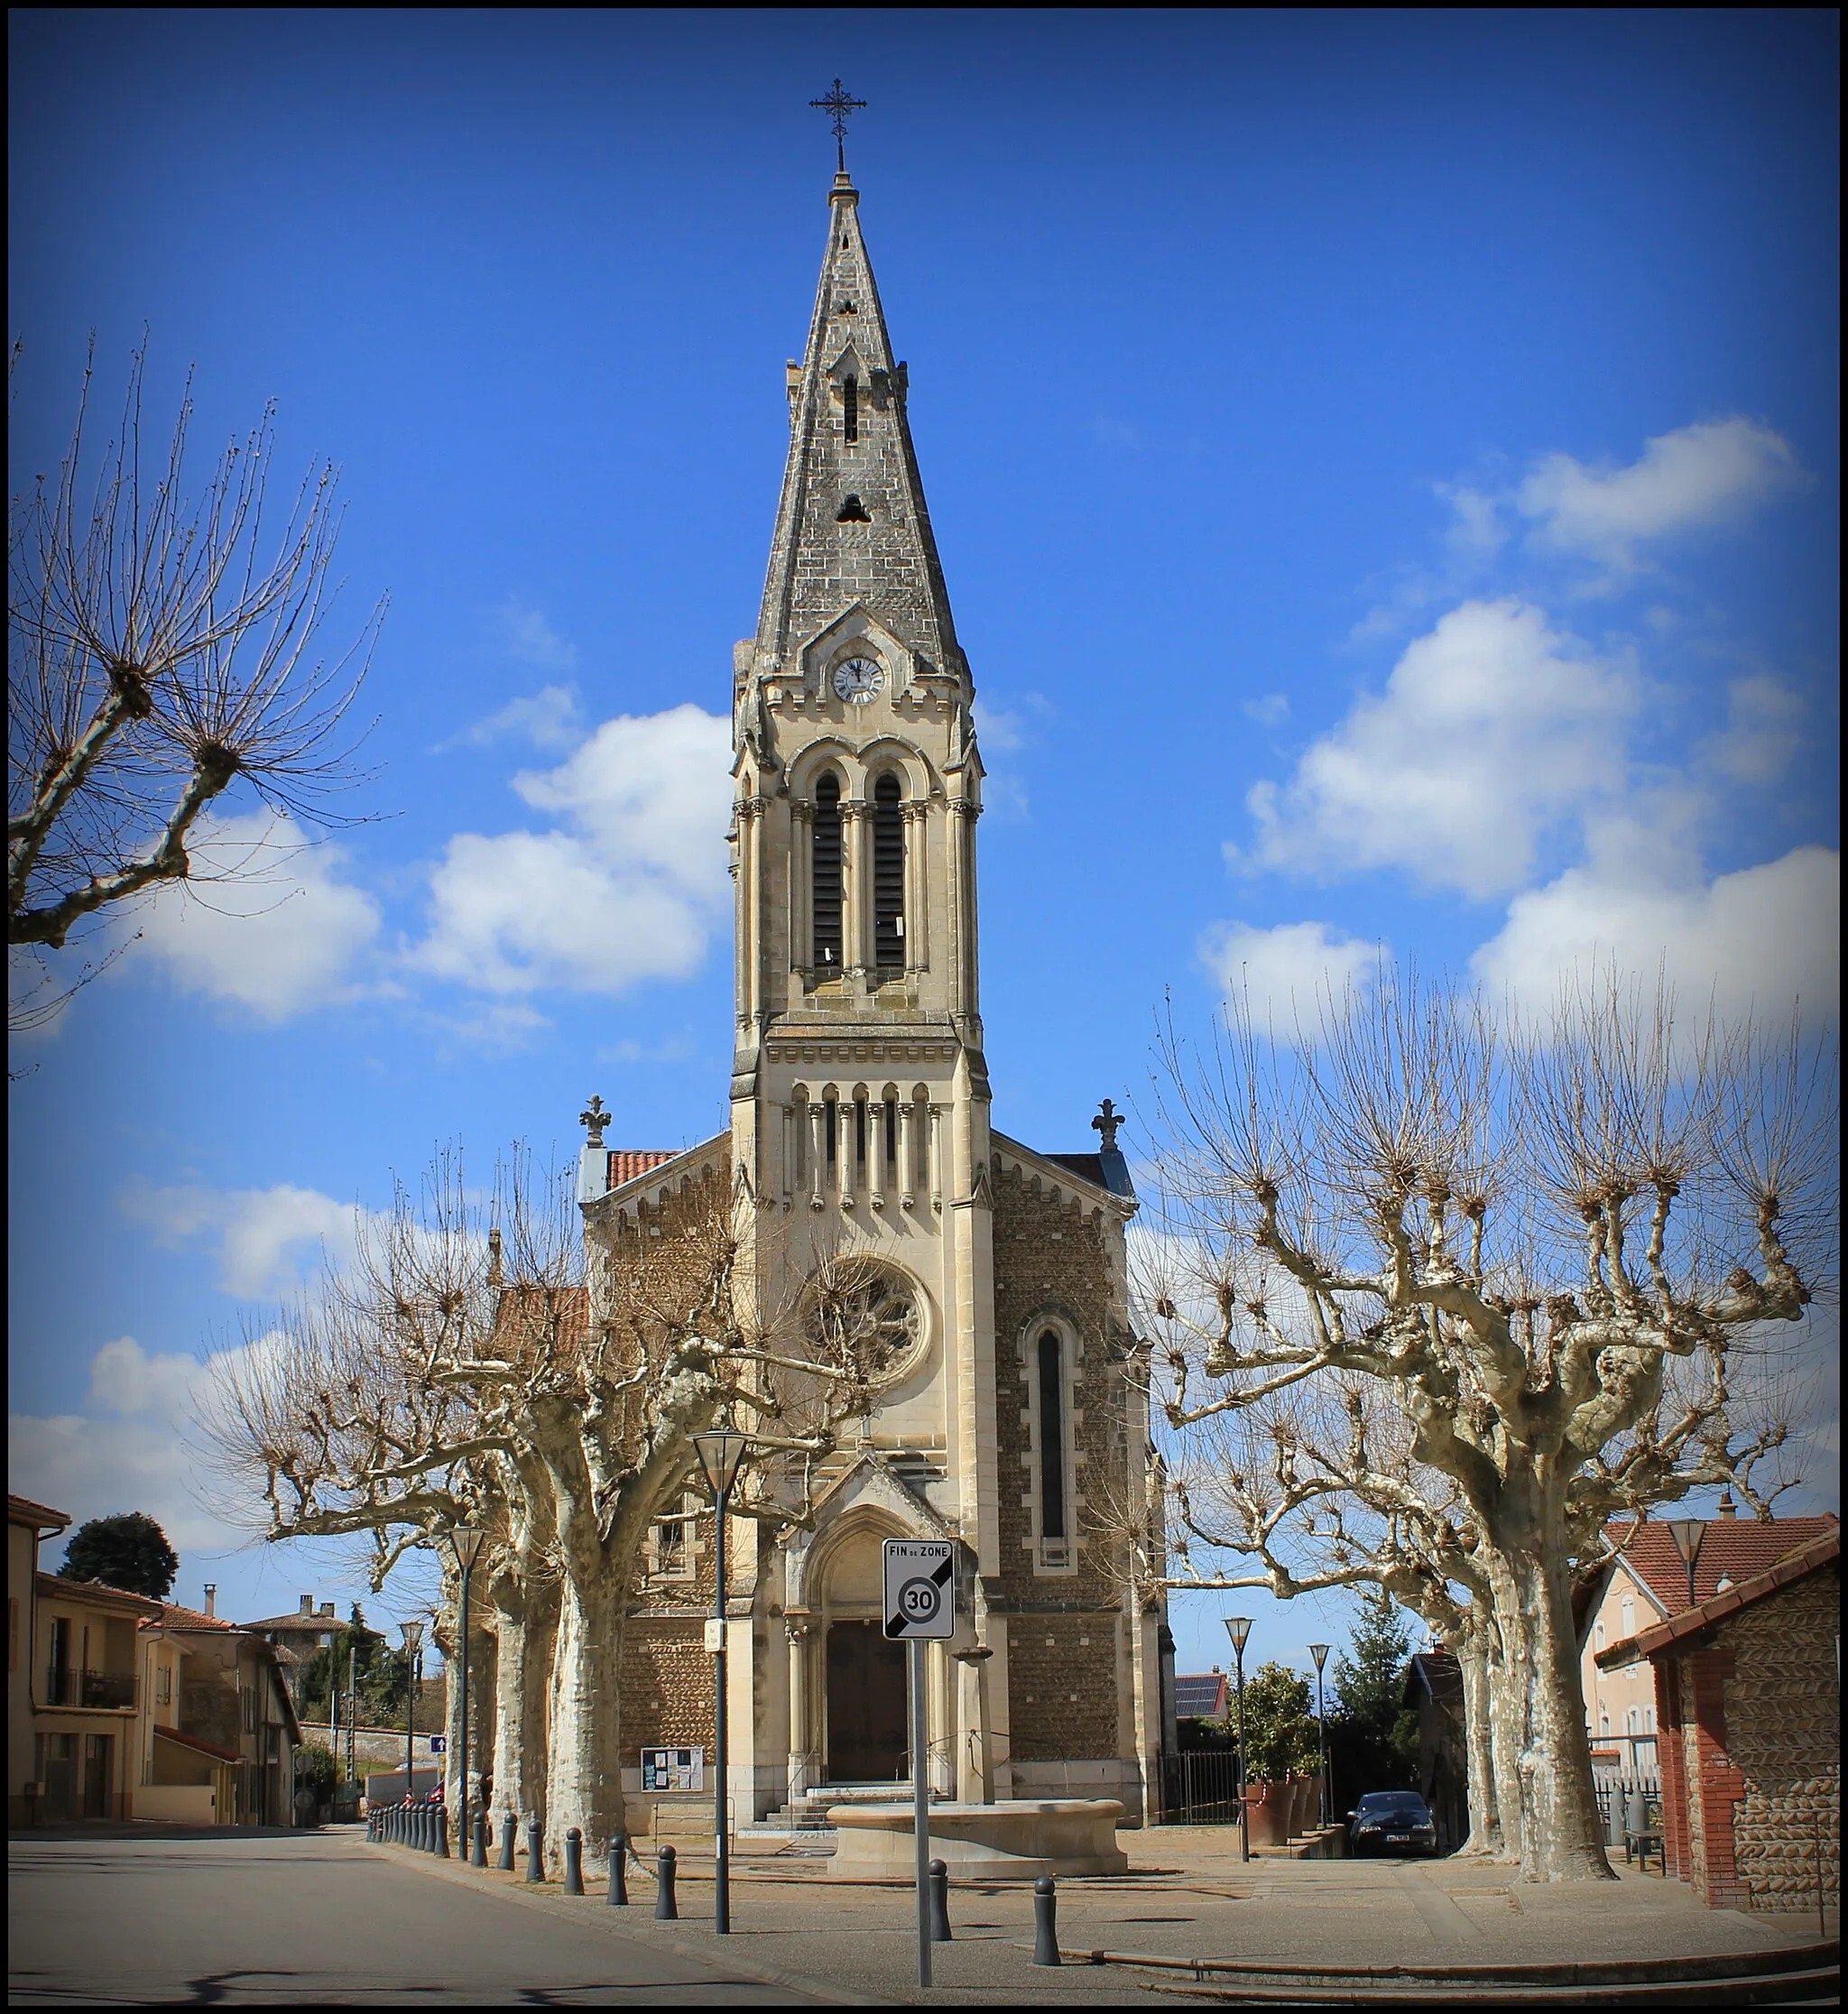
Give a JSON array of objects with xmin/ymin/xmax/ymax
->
[
  {"xmin": 294, "ymin": 1742, "xmax": 338, "ymax": 1801},
  {"xmin": 1239, "ymin": 1662, "xmax": 1322, "ymax": 1782}
]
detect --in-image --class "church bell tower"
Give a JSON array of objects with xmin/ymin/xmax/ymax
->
[{"xmin": 599, "ymin": 155, "xmax": 1165, "ymax": 1832}]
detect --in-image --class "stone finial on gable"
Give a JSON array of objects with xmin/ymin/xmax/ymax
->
[
  {"xmin": 579, "ymin": 1095, "xmax": 611, "ymax": 1147},
  {"xmin": 1092, "ymin": 1099, "xmax": 1124, "ymax": 1152}
]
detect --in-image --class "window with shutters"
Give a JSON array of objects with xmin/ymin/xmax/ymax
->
[
  {"xmin": 873, "ymin": 773, "xmax": 904, "ymax": 969},
  {"xmin": 812, "ymin": 773, "xmax": 843, "ymax": 967}
]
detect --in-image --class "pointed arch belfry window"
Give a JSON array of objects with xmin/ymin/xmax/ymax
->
[
  {"xmin": 812, "ymin": 772, "xmax": 844, "ymax": 967},
  {"xmin": 843, "ymin": 374, "xmax": 859, "ymax": 442},
  {"xmin": 873, "ymin": 773, "xmax": 904, "ymax": 970}
]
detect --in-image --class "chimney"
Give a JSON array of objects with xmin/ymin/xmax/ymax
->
[
  {"xmin": 319, "ymin": 1602, "xmax": 335, "ymax": 1618},
  {"xmin": 203, "ymin": 1584, "xmax": 217, "ymax": 1618},
  {"xmin": 1717, "ymin": 1492, "xmax": 1738, "ymax": 1520},
  {"xmin": 300, "ymin": 1595, "xmax": 314, "ymax": 1616}
]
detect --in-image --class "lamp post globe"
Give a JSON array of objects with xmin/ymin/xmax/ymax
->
[
  {"xmin": 691, "ymin": 1412, "xmax": 749, "ymax": 1935},
  {"xmin": 1308, "ymin": 1644, "xmax": 1330, "ymax": 1830},
  {"xmin": 1224, "ymin": 1618, "xmax": 1252, "ymax": 1864},
  {"xmin": 400, "ymin": 1619, "xmax": 425, "ymax": 1818},
  {"xmin": 1668, "ymin": 1518, "xmax": 1705, "ymax": 1611},
  {"xmin": 450, "ymin": 1529, "xmax": 487, "ymax": 1856}
]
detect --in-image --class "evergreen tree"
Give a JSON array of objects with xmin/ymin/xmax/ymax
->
[
  {"xmin": 295, "ymin": 1610, "xmax": 412, "ymax": 1726},
  {"xmin": 57, "ymin": 1512, "xmax": 179, "ymax": 1597},
  {"xmin": 1327, "ymin": 1590, "xmax": 1420, "ymax": 1798},
  {"xmin": 1239, "ymin": 1662, "xmax": 1323, "ymax": 1782}
]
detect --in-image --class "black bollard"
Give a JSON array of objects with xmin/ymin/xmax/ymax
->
[
  {"xmin": 498, "ymin": 1810, "xmax": 517, "ymax": 1871},
  {"xmin": 928, "ymin": 1858, "xmax": 952, "ymax": 1943},
  {"xmin": 607, "ymin": 1834, "xmax": 630, "ymax": 1906},
  {"xmin": 417, "ymin": 1803, "xmax": 430, "ymax": 1852},
  {"xmin": 526, "ymin": 1815, "xmax": 545, "ymax": 1881},
  {"xmin": 654, "ymin": 1843, "xmax": 679, "ymax": 1920},
  {"xmin": 1032, "ymin": 1876, "xmax": 1060, "ymax": 1966},
  {"xmin": 436, "ymin": 1805, "xmax": 450, "ymax": 1857},
  {"xmin": 472, "ymin": 1808, "xmax": 488, "ymax": 1867},
  {"xmin": 564, "ymin": 1826, "xmax": 584, "ymax": 1895}
]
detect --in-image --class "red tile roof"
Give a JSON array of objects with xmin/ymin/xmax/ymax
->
[
  {"xmin": 140, "ymin": 1601, "xmax": 239, "ymax": 1631},
  {"xmin": 35, "ymin": 1572, "xmax": 164, "ymax": 1617},
  {"xmin": 1596, "ymin": 1527, "xmax": 1840, "ymax": 1669},
  {"xmin": 608, "ymin": 1150, "xmax": 677, "ymax": 1189},
  {"xmin": 1606, "ymin": 1513, "xmax": 1839, "ymax": 1614},
  {"xmin": 7, "ymin": 1493, "xmax": 71, "ymax": 1531},
  {"xmin": 153, "ymin": 1725, "xmax": 242, "ymax": 1765}
]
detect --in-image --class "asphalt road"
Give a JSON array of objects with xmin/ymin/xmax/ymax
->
[{"xmin": 8, "ymin": 1828, "xmax": 822, "ymax": 2006}]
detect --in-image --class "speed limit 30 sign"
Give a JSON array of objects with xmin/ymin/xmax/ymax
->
[{"xmin": 882, "ymin": 1538, "xmax": 954, "ymax": 1640}]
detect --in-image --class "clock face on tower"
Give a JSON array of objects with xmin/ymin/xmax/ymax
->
[{"xmin": 832, "ymin": 656, "xmax": 885, "ymax": 704}]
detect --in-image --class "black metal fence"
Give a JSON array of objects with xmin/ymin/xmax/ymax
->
[
  {"xmin": 1159, "ymin": 1750, "xmax": 1243, "ymax": 1825},
  {"xmin": 42, "ymin": 1667, "xmax": 136, "ymax": 1710}
]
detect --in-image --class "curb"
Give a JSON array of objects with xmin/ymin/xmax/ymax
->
[{"xmin": 358, "ymin": 1836, "xmax": 893, "ymax": 2005}]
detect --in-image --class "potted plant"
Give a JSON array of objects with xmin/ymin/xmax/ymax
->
[{"xmin": 1238, "ymin": 1665, "xmax": 1322, "ymax": 1848}]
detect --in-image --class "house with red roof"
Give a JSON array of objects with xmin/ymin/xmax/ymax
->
[
  {"xmin": 1594, "ymin": 1518, "xmax": 1839, "ymax": 1915},
  {"xmin": 1577, "ymin": 1501, "xmax": 1839, "ymax": 1781}
]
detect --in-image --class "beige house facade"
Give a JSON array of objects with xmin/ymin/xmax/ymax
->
[{"xmin": 587, "ymin": 169, "xmax": 1167, "ymax": 1833}]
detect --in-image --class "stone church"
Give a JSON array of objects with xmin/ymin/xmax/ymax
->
[{"xmin": 579, "ymin": 167, "xmax": 1169, "ymax": 1832}]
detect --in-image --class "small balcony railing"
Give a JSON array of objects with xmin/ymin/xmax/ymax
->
[{"xmin": 43, "ymin": 1667, "xmax": 138, "ymax": 1710}]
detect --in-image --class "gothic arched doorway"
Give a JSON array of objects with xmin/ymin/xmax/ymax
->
[{"xmin": 818, "ymin": 1526, "xmax": 908, "ymax": 1784}]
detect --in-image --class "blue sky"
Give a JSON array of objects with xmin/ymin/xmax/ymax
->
[{"xmin": 9, "ymin": 9, "xmax": 1838, "ymax": 1678}]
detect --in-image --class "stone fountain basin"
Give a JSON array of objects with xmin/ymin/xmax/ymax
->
[{"xmin": 825, "ymin": 1797, "xmax": 1128, "ymax": 1879}]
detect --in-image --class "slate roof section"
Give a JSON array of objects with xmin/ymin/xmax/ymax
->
[
  {"xmin": 1595, "ymin": 1527, "xmax": 1840, "ymax": 1671},
  {"xmin": 1403, "ymin": 1650, "xmax": 1464, "ymax": 1709},
  {"xmin": 1045, "ymin": 1149, "xmax": 1136, "ymax": 1200}
]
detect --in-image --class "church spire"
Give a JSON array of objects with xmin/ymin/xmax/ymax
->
[{"xmin": 747, "ymin": 168, "xmax": 966, "ymax": 694}]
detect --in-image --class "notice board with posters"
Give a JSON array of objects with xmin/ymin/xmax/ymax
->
[{"xmin": 640, "ymin": 1746, "xmax": 704, "ymax": 1792}]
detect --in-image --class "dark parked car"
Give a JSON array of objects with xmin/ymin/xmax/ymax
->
[{"xmin": 1346, "ymin": 1791, "xmax": 1439, "ymax": 1856}]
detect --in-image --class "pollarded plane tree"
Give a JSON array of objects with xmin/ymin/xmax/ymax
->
[
  {"xmin": 200, "ymin": 1142, "xmax": 891, "ymax": 1863},
  {"xmin": 8, "ymin": 343, "xmax": 383, "ymax": 1031},
  {"xmin": 1142, "ymin": 975, "xmax": 1829, "ymax": 1881}
]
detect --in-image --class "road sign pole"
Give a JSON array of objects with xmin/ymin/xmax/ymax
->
[{"xmin": 911, "ymin": 1633, "xmax": 930, "ymax": 1991}]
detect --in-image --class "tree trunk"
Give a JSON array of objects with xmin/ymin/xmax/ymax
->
[
  {"xmin": 1488, "ymin": 1537, "xmax": 1614, "ymax": 1881},
  {"xmin": 1454, "ymin": 1628, "xmax": 1505, "ymax": 1858},
  {"xmin": 543, "ymin": 1564, "xmax": 625, "ymax": 1864},
  {"xmin": 487, "ymin": 1578, "xmax": 551, "ymax": 1828}
]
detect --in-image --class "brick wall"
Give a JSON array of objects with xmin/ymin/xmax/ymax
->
[
  {"xmin": 991, "ymin": 1159, "xmax": 1135, "ymax": 1762},
  {"xmin": 620, "ymin": 1621, "xmax": 716, "ymax": 1754},
  {"xmin": 1724, "ymin": 1565, "xmax": 1841, "ymax": 1913}
]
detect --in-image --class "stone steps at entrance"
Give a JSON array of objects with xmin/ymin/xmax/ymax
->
[{"xmin": 739, "ymin": 1782, "xmax": 951, "ymax": 1852}]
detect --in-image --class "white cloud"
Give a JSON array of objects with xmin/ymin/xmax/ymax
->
[
  {"xmin": 971, "ymin": 701, "xmax": 1026, "ymax": 752},
  {"xmin": 125, "ymin": 813, "xmax": 381, "ymax": 1020},
  {"xmin": 440, "ymin": 683, "xmax": 584, "ymax": 753},
  {"xmin": 1241, "ymin": 599, "xmax": 1635, "ymax": 900},
  {"xmin": 1701, "ymin": 674, "xmax": 1805, "ymax": 787},
  {"xmin": 122, "ymin": 1181, "xmax": 358, "ymax": 1298},
  {"xmin": 410, "ymin": 704, "xmax": 732, "ymax": 998},
  {"xmin": 1242, "ymin": 693, "xmax": 1290, "ymax": 727},
  {"xmin": 1471, "ymin": 844, "xmax": 1839, "ymax": 1022},
  {"xmin": 1199, "ymin": 919, "xmax": 1383, "ymax": 1030},
  {"xmin": 8, "ymin": 1333, "xmax": 285, "ymax": 1555},
  {"xmin": 1517, "ymin": 418, "xmax": 1806, "ymax": 568},
  {"xmin": 497, "ymin": 600, "xmax": 580, "ymax": 674}
]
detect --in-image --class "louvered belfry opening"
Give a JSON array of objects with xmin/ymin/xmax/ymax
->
[
  {"xmin": 1038, "ymin": 1330, "xmax": 1067, "ymax": 1540},
  {"xmin": 873, "ymin": 772, "xmax": 905, "ymax": 970},
  {"xmin": 843, "ymin": 374, "xmax": 859, "ymax": 442},
  {"xmin": 813, "ymin": 772, "xmax": 844, "ymax": 967}
]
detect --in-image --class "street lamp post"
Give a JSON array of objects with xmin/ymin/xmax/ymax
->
[
  {"xmin": 400, "ymin": 1620, "xmax": 424, "ymax": 1815},
  {"xmin": 1667, "ymin": 1519, "xmax": 1705, "ymax": 1611},
  {"xmin": 692, "ymin": 1412, "xmax": 748, "ymax": 1936},
  {"xmin": 1225, "ymin": 1617, "xmax": 1252, "ymax": 1864},
  {"xmin": 1308, "ymin": 1644, "xmax": 1330, "ymax": 1831},
  {"xmin": 451, "ymin": 1529, "xmax": 487, "ymax": 1858}
]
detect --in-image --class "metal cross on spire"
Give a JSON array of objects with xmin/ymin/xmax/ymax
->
[{"xmin": 809, "ymin": 78, "xmax": 867, "ymax": 173}]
